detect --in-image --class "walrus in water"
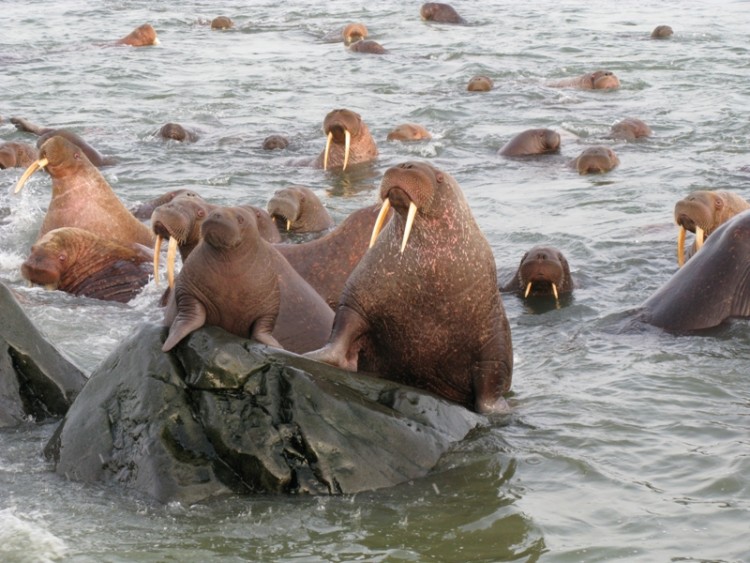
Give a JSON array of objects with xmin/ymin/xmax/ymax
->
[
  {"xmin": 262, "ymin": 134, "xmax": 290, "ymax": 150},
  {"xmin": 21, "ymin": 227, "xmax": 152, "ymax": 303},
  {"xmin": 314, "ymin": 108, "xmax": 378, "ymax": 171},
  {"xmin": 267, "ymin": 186, "xmax": 334, "ymax": 234},
  {"xmin": 467, "ymin": 76, "xmax": 493, "ymax": 92},
  {"xmin": 674, "ymin": 190, "xmax": 750, "ymax": 267},
  {"xmin": 10, "ymin": 116, "xmax": 116, "ymax": 167},
  {"xmin": 348, "ymin": 40, "xmax": 387, "ymax": 54},
  {"xmin": 640, "ymin": 210, "xmax": 750, "ymax": 332},
  {"xmin": 651, "ymin": 25, "xmax": 673, "ymax": 39},
  {"xmin": 607, "ymin": 118, "xmax": 652, "ymax": 141},
  {"xmin": 548, "ymin": 70, "xmax": 620, "ymax": 90},
  {"xmin": 0, "ymin": 142, "xmax": 38, "ymax": 169},
  {"xmin": 211, "ymin": 16, "xmax": 234, "ymax": 30},
  {"xmin": 158, "ymin": 123, "xmax": 199, "ymax": 143},
  {"xmin": 129, "ymin": 188, "xmax": 201, "ymax": 220},
  {"xmin": 15, "ymin": 135, "xmax": 155, "ymax": 248},
  {"xmin": 305, "ymin": 161, "xmax": 513, "ymax": 415},
  {"xmin": 386, "ymin": 123, "xmax": 432, "ymax": 142},
  {"xmin": 420, "ymin": 3, "xmax": 466, "ymax": 24},
  {"xmin": 569, "ymin": 146, "xmax": 619, "ymax": 174},
  {"xmin": 323, "ymin": 23, "xmax": 369, "ymax": 45},
  {"xmin": 498, "ymin": 128, "xmax": 561, "ymax": 157},
  {"xmin": 500, "ymin": 245, "xmax": 574, "ymax": 302},
  {"xmin": 116, "ymin": 23, "xmax": 159, "ymax": 47},
  {"xmin": 161, "ymin": 205, "xmax": 334, "ymax": 353}
]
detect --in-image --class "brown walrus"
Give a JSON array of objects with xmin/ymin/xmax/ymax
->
[
  {"xmin": 651, "ymin": 25, "xmax": 673, "ymax": 39},
  {"xmin": 21, "ymin": 227, "xmax": 152, "ymax": 303},
  {"xmin": 500, "ymin": 245, "xmax": 574, "ymax": 301},
  {"xmin": 211, "ymin": 16, "xmax": 234, "ymax": 30},
  {"xmin": 467, "ymin": 75, "xmax": 493, "ymax": 92},
  {"xmin": 323, "ymin": 23, "xmax": 369, "ymax": 45},
  {"xmin": 569, "ymin": 146, "xmax": 619, "ymax": 174},
  {"xmin": 607, "ymin": 118, "xmax": 652, "ymax": 141},
  {"xmin": 262, "ymin": 134, "xmax": 290, "ymax": 150},
  {"xmin": 498, "ymin": 128, "xmax": 561, "ymax": 157},
  {"xmin": 0, "ymin": 142, "xmax": 38, "ymax": 169},
  {"xmin": 129, "ymin": 188, "xmax": 201, "ymax": 220},
  {"xmin": 10, "ymin": 116, "xmax": 116, "ymax": 167},
  {"xmin": 420, "ymin": 3, "xmax": 466, "ymax": 24},
  {"xmin": 674, "ymin": 190, "xmax": 750, "ymax": 267},
  {"xmin": 305, "ymin": 161, "xmax": 513, "ymax": 415},
  {"xmin": 386, "ymin": 123, "xmax": 432, "ymax": 142},
  {"xmin": 15, "ymin": 135, "xmax": 155, "ymax": 248},
  {"xmin": 266, "ymin": 186, "xmax": 334, "ymax": 234},
  {"xmin": 547, "ymin": 70, "xmax": 621, "ymax": 90},
  {"xmin": 158, "ymin": 123, "xmax": 199, "ymax": 143},
  {"xmin": 116, "ymin": 23, "xmax": 159, "ymax": 47},
  {"xmin": 314, "ymin": 108, "xmax": 378, "ymax": 171},
  {"xmin": 348, "ymin": 40, "xmax": 387, "ymax": 54},
  {"xmin": 161, "ymin": 205, "xmax": 334, "ymax": 353}
]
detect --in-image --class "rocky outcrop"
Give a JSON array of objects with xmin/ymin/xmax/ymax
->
[
  {"xmin": 45, "ymin": 324, "xmax": 484, "ymax": 504},
  {"xmin": 0, "ymin": 281, "xmax": 87, "ymax": 427}
]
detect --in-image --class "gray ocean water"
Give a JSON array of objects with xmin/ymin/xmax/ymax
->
[{"xmin": 2, "ymin": 0, "xmax": 749, "ymax": 561}]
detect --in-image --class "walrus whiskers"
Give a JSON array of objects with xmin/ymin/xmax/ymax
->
[
  {"xmin": 14, "ymin": 157, "xmax": 49, "ymax": 193},
  {"xmin": 167, "ymin": 236, "xmax": 178, "ymax": 288},
  {"xmin": 153, "ymin": 234, "xmax": 162, "ymax": 285},
  {"xmin": 369, "ymin": 199, "xmax": 391, "ymax": 248}
]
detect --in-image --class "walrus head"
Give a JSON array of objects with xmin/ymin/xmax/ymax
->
[
  {"xmin": 14, "ymin": 136, "xmax": 91, "ymax": 193},
  {"xmin": 573, "ymin": 146, "xmax": 619, "ymax": 175},
  {"xmin": 322, "ymin": 109, "xmax": 363, "ymax": 171},
  {"xmin": 342, "ymin": 23, "xmax": 368, "ymax": 45},
  {"xmin": 116, "ymin": 23, "xmax": 159, "ymax": 47},
  {"xmin": 589, "ymin": 70, "xmax": 620, "ymax": 90},
  {"xmin": 517, "ymin": 246, "xmax": 572, "ymax": 301},
  {"xmin": 200, "ymin": 206, "xmax": 257, "ymax": 251}
]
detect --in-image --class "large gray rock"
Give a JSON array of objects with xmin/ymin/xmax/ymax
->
[
  {"xmin": 0, "ymin": 281, "xmax": 87, "ymax": 427},
  {"xmin": 45, "ymin": 323, "xmax": 484, "ymax": 504}
]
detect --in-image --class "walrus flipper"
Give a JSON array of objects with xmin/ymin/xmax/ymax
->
[{"xmin": 163, "ymin": 294, "xmax": 207, "ymax": 351}]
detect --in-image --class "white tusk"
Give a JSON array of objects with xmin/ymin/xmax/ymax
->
[
  {"xmin": 524, "ymin": 282, "xmax": 533, "ymax": 298},
  {"xmin": 695, "ymin": 227, "xmax": 704, "ymax": 250},
  {"xmin": 153, "ymin": 234, "xmax": 162, "ymax": 286},
  {"xmin": 400, "ymin": 201, "xmax": 418, "ymax": 254},
  {"xmin": 15, "ymin": 157, "xmax": 49, "ymax": 194},
  {"xmin": 677, "ymin": 226, "xmax": 686, "ymax": 267},
  {"xmin": 167, "ymin": 236, "xmax": 178, "ymax": 289},
  {"xmin": 323, "ymin": 131, "xmax": 333, "ymax": 170},
  {"xmin": 343, "ymin": 129, "xmax": 351, "ymax": 171},
  {"xmin": 552, "ymin": 283, "xmax": 559, "ymax": 300},
  {"xmin": 369, "ymin": 199, "xmax": 391, "ymax": 248}
]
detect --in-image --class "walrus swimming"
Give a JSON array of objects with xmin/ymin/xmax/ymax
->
[
  {"xmin": 305, "ymin": 161, "xmax": 513, "ymax": 415},
  {"xmin": 548, "ymin": 70, "xmax": 620, "ymax": 90},
  {"xmin": 420, "ymin": 3, "xmax": 466, "ymax": 24},
  {"xmin": 0, "ymin": 142, "xmax": 38, "ymax": 169},
  {"xmin": 314, "ymin": 108, "xmax": 378, "ymax": 171},
  {"xmin": 129, "ymin": 188, "xmax": 201, "ymax": 220},
  {"xmin": 498, "ymin": 128, "xmax": 561, "ymax": 157},
  {"xmin": 500, "ymin": 245, "xmax": 574, "ymax": 302},
  {"xmin": 116, "ymin": 23, "xmax": 159, "ymax": 47},
  {"xmin": 15, "ymin": 135, "xmax": 155, "ymax": 248},
  {"xmin": 158, "ymin": 123, "xmax": 198, "ymax": 143},
  {"xmin": 161, "ymin": 205, "xmax": 333, "ymax": 354},
  {"xmin": 674, "ymin": 190, "xmax": 750, "ymax": 266},
  {"xmin": 322, "ymin": 23, "xmax": 369, "ymax": 45},
  {"xmin": 607, "ymin": 118, "xmax": 652, "ymax": 141},
  {"xmin": 467, "ymin": 76, "xmax": 493, "ymax": 92},
  {"xmin": 651, "ymin": 25, "xmax": 673, "ymax": 39},
  {"xmin": 262, "ymin": 134, "xmax": 290, "ymax": 150},
  {"xmin": 348, "ymin": 39, "xmax": 387, "ymax": 54},
  {"xmin": 211, "ymin": 16, "xmax": 234, "ymax": 30},
  {"xmin": 569, "ymin": 146, "xmax": 620, "ymax": 174},
  {"xmin": 386, "ymin": 123, "xmax": 432, "ymax": 142},
  {"xmin": 266, "ymin": 186, "xmax": 334, "ymax": 234}
]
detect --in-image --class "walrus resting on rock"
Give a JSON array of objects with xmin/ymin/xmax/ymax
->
[
  {"xmin": 498, "ymin": 128, "xmax": 561, "ymax": 157},
  {"xmin": 314, "ymin": 108, "xmax": 378, "ymax": 171},
  {"xmin": 569, "ymin": 146, "xmax": 619, "ymax": 174},
  {"xmin": 547, "ymin": 70, "xmax": 620, "ymax": 90},
  {"xmin": 162, "ymin": 205, "xmax": 333, "ymax": 353},
  {"xmin": 116, "ymin": 23, "xmax": 159, "ymax": 47},
  {"xmin": 21, "ymin": 227, "xmax": 152, "ymax": 303},
  {"xmin": 640, "ymin": 210, "xmax": 750, "ymax": 332},
  {"xmin": 674, "ymin": 190, "xmax": 750, "ymax": 267},
  {"xmin": 420, "ymin": 3, "xmax": 466, "ymax": 24},
  {"xmin": 15, "ymin": 135, "xmax": 155, "ymax": 248},
  {"xmin": 267, "ymin": 186, "xmax": 334, "ymax": 234},
  {"xmin": 0, "ymin": 142, "xmax": 38, "ymax": 169},
  {"xmin": 305, "ymin": 161, "xmax": 513, "ymax": 415},
  {"xmin": 500, "ymin": 245, "xmax": 574, "ymax": 302}
]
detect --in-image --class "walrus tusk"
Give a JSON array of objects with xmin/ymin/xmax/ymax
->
[
  {"xmin": 153, "ymin": 234, "xmax": 162, "ymax": 286},
  {"xmin": 286, "ymin": 219, "xmax": 291, "ymax": 231},
  {"xmin": 695, "ymin": 226, "xmax": 704, "ymax": 251},
  {"xmin": 400, "ymin": 201, "xmax": 418, "ymax": 254},
  {"xmin": 323, "ymin": 131, "xmax": 333, "ymax": 170},
  {"xmin": 343, "ymin": 129, "xmax": 351, "ymax": 171},
  {"xmin": 552, "ymin": 283, "xmax": 559, "ymax": 301},
  {"xmin": 524, "ymin": 282, "xmax": 533, "ymax": 298},
  {"xmin": 369, "ymin": 198, "xmax": 391, "ymax": 248},
  {"xmin": 677, "ymin": 226, "xmax": 686, "ymax": 267},
  {"xmin": 15, "ymin": 157, "xmax": 49, "ymax": 193},
  {"xmin": 167, "ymin": 236, "xmax": 178, "ymax": 289}
]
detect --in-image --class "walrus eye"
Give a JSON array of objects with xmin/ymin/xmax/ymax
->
[
  {"xmin": 237, "ymin": 215, "xmax": 245, "ymax": 224},
  {"xmin": 197, "ymin": 210, "xmax": 205, "ymax": 218},
  {"xmin": 435, "ymin": 172, "xmax": 444, "ymax": 183},
  {"xmin": 74, "ymin": 152, "xmax": 80, "ymax": 160},
  {"xmin": 715, "ymin": 199, "xmax": 724, "ymax": 209},
  {"xmin": 58, "ymin": 254, "xmax": 66, "ymax": 262}
]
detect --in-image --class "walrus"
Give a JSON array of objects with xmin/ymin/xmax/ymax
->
[
  {"xmin": 158, "ymin": 123, "xmax": 198, "ymax": 143},
  {"xmin": 348, "ymin": 40, "xmax": 387, "ymax": 54},
  {"xmin": 305, "ymin": 161, "xmax": 513, "ymax": 415},
  {"xmin": 651, "ymin": 25, "xmax": 673, "ymax": 39},
  {"xmin": 386, "ymin": 123, "xmax": 432, "ymax": 142},
  {"xmin": 607, "ymin": 118, "xmax": 652, "ymax": 141},
  {"xmin": 0, "ymin": 142, "xmax": 38, "ymax": 169},
  {"xmin": 498, "ymin": 128, "xmax": 561, "ymax": 157},
  {"xmin": 262, "ymin": 134, "xmax": 290, "ymax": 150},
  {"xmin": 500, "ymin": 245, "xmax": 574, "ymax": 301},
  {"xmin": 129, "ymin": 188, "xmax": 201, "ymax": 220},
  {"xmin": 10, "ymin": 116, "xmax": 117, "ymax": 167},
  {"xmin": 467, "ymin": 75, "xmax": 493, "ymax": 92},
  {"xmin": 211, "ymin": 16, "xmax": 234, "ymax": 30},
  {"xmin": 266, "ymin": 186, "xmax": 334, "ymax": 234},
  {"xmin": 547, "ymin": 70, "xmax": 620, "ymax": 90},
  {"xmin": 674, "ymin": 190, "xmax": 750, "ymax": 267},
  {"xmin": 420, "ymin": 3, "xmax": 466, "ymax": 24},
  {"xmin": 15, "ymin": 135, "xmax": 155, "ymax": 248},
  {"xmin": 116, "ymin": 23, "xmax": 159, "ymax": 47},
  {"xmin": 640, "ymin": 210, "xmax": 750, "ymax": 332},
  {"xmin": 323, "ymin": 23, "xmax": 369, "ymax": 45},
  {"xmin": 21, "ymin": 227, "xmax": 152, "ymax": 303},
  {"xmin": 314, "ymin": 108, "xmax": 378, "ymax": 171},
  {"xmin": 569, "ymin": 146, "xmax": 619, "ymax": 174},
  {"xmin": 161, "ymin": 205, "xmax": 334, "ymax": 353}
]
